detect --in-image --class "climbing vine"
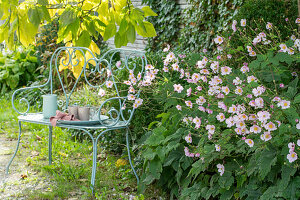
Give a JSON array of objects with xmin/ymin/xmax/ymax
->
[
  {"xmin": 142, "ymin": 0, "xmax": 181, "ymax": 51},
  {"xmin": 179, "ymin": 0, "xmax": 243, "ymax": 53}
]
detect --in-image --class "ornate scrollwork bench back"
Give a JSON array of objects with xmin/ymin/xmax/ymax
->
[{"xmin": 12, "ymin": 47, "xmax": 148, "ymax": 127}]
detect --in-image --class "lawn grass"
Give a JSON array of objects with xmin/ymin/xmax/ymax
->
[{"xmin": 0, "ymin": 94, "xmax": 165, "ymax": 199}]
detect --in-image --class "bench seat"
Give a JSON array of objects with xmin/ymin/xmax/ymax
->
[{"xmin": 18, "ymin": 113, "xmax": 127, "ymax": 129}]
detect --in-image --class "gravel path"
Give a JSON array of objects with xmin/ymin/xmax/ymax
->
[{"xmin": 0, "ymin": 136, "xmax": 53, "ymax": 199}]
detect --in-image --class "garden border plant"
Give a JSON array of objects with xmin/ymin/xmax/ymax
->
[{"xmin": 140, "ymin": 17, "xmax": 300, "ymax": 199}]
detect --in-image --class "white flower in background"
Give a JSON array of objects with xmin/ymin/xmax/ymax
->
[
  {"xmin": 245, "ymin": 139, "xmax": 254, "ymax": 147},
  {"xmin": 163, "ymin": 44, "xmax": 170, "ymax": 52},
  {"xmin": 116, "ymin": 61, "xmax": 121, "ymax": 68},
  {"xmin": 135, "ymin": 98, "xmax": 143, "ymax": 106},
  {"xmin": 106, "ymin": 81, "xmax": 113, "ymax": 88},
  {"xmin": 296, "ymin": 122, "xmax": 300, "ymax": 130},
  {"xmin": 260, "ymin": 131, "xmax": 272, "ymax": 141},
  {"xmin": 247, "ymin": 75, "xmax": 258, "ymax": 83},
  {"xmin": 241, "ymin": 19, "xmax": 246, "ymax": 27},
  {"xmin": 290, "ymin": 35, "xmax": 296, "ymax": 40},
  {"xmin": 220, "ymin": 66, "xmax": 232, "ymax": 75},
  {"xmin": 278, "ymin": 100, "xmax": 290, "ymax": 109},
  {"xmin": 247, "ymin": 46, "xmax": 252, "ymax": 52},
  {"xmin": 214, "ymin": 35, "xmax": 224, "ymax": 44},
  {"xmin": 185, "ymin": 133, "xmax": 192, "ymax": 143},
  {"xmin": 254, "ymin": 97, "xmax": 264, "ymax": 109},
  {"xmin": 257, "ymin": 111, "xmax": 271, "ymax": 122},
  {"xmin": 206, "ymin": 125, "xmax": 215, "ymax": 134},
  {"xmin": 264, "ymin": 122, "xmax": 277, "ymax": 131},
  {"xmin": 216, "ymin": 113, "xmax": 226, "ymax": 122},
  {"xmin": 287, "ymin": 48, "xmax": 294, "ymax": 55},
  {"xmin": 233, "ymin": 77, "xmax": 242, "ymax": 85},
  {"xmin": 107, "ymin": 69, "xmax": 112, "ymax": 77},
  {"xmin": 250, "ymin": 125, "xmax": 262, "ymax": 133},
  {"xmin": 287, "ymin": 151, "xmax": 298, "ymax": 163},
  {"xmin": 145, "ymin": 64, "xmax": 154, "ymax": 70},
  {"xmin": 98, "ymin": 88, "xmax": 106, "ymax": 97},
  {"xmin": 123, "ymin": 80, "xmax": 131, "ymax": 85},
  {"xmin": 235, "ymin": 86, "xmax": 243, "ymax": 95},
  {"xmin": 228, "ymin": 105, "xmax": 237, "ymax": 114},
  {"xmin": 249, "ymin": 51, "xmax": 256, "ymax": 57},
  {"xmin": 217, "ymin": 164, "xmax": 225, "ymax": 176},
  {"xmin": 127, "ymin": 94, "xmax": 135, "ymax": 101},
  {"xmin": 279, "ymin": 44, "xmax": 288, "ymax": 52},
  {"xmin": 173, "ymin": 84, "xmax": 184, "ymax": 93},
  {"xmin": 232, "ymin": 20, "xmax": 237, "ymax": 32},
  {"xmin": 288, "ymin": 142, "xmax": 295, "ymax": 150},
  {"xmin": 266, "ymin": 22, "xmax": 272, "ymax": 30},
  {"xmin": 128, "ymin": 86, "xmax": 135, "ymax": 93},
  {"xmin": 215, "ymin": 144, "xmax": 221, "ymax": 152},
  {"xmin": 176, "ymin": 105, "xmax": 182, "ymax": 110}
]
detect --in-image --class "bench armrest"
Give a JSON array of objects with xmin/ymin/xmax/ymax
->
[
  {"xmin": 98, "ymin": 96, "xmax": 136, "ymax": 127},
  {"xmin": 12, "ymin": 82, "xmax": 49, "ymax": 115}
]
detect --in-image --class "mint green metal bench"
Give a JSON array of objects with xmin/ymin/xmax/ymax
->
[{"xmin": 6, "ymin": 47, "xmax": 147, "ymax": 193}]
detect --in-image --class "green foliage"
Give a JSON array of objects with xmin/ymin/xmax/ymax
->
[
  {"xmin": 0, "ymin": 46, "xmax": 38, "ymax": 94},
  {"xmin": 235, "ymin": 0, "xmax": 298, "ymax": 40},
  {"xmin": 144, "ymin": 0, "xmax": 298, "ymax": 54},
  {"xmin": 139, "ymin": 18, "xmax": 300, "ymax": 199},
  {"xmin": 179, "ymin": 0, "xmax": 243, "ymax": 52},
  {"xmin": 247, "ymin": 51, "xmax": 299, "ymax": 91},
  {"xmin": 142, "ymin": 0, "xmax": 181, "ymax": 51},
  {"xmin": 0, "ymin": 0, "xmax": 157, "ymax": 50}
]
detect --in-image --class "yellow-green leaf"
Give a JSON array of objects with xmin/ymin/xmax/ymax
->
[
  {"xmin": 119, "ymin": 17, "xmax": 128, "ymax": 35},
  {"xmin": 59, "ymin": 8, "xmax": 76, "ymax": 27},
  {"xmin": 37, "ymin": 0, "xmax": 48, "ymax": 6},
  {"xmin": 75, "ymin": 30, "xmax": 91, "ymax": 47},
  {"xmin": 103, "ymin": 23, "xmax": 116, "ymax": 41},
  {"xmin": 141, "ymin": 6, "xmax": 157, "ymax": 17},
  {"xmin": 126, "ymin": 23, "xmax": 136, "ymax": 43},
  {"xmin": 114, "ymin": 0, "xmax": 127, "ymax": 11},
  {"xmin": 135, "ymin": 21, "xmax": 156, "ymax": 37},
  {"xmin": 28, "ymin": 7, "xmax": 42, "ymax": 27},
  {"xmin": 114, "ymin": 32, "xmax": 122, "ymax": 48}
]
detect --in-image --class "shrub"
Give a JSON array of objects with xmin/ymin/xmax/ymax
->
[
  {"xmin": 0, "ymin": 46, "xmax": 39, "ymax": 93},
  {"xmin": 235, "ymin": 0, "xmax": 298, "ymax": 40},
  {"xmin": 140, "ymin": 18, "xmax": 300, "ymax": 199}
]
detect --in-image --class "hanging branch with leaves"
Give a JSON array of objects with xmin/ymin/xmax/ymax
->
[{"xmin": 0, "ymin": 0, "xmax": 157, "ymax": 50}]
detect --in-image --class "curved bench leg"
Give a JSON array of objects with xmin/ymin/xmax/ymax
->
[
  {"xmin": 6, "ymin": 121, "xmax": 22, "ymax": 175},
  {"xmin": 126, "ymin": 127, "xmax": 139, "ymax": 184},
  {"xmin": 79, "ymin": 128, "xmax": 99, "ymax": 195},
  {"xmin": 48, "ymin": 126, "xmax": 53, "ymax": 165},
  {"xmin": 90, "ymin": 137, "xmax": 98, "ymax": 194}
]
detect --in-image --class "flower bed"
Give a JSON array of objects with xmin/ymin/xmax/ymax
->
[{"xmin": 140, "ymin": 18, "xmax": 300, "ymax": 199}]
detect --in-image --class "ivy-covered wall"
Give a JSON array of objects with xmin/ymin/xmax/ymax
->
[
  {"xmin": 179, "ymin": 0, "xmax": 243, "ymax": 52},
  {"xmin": 142, "ymin": 0, "xmax": 182, "ymax": 52}
]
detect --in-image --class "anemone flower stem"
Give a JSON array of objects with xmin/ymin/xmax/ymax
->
[{"xmin": 269, "ymin": 65, "xmax": 278, "ymax": 95}]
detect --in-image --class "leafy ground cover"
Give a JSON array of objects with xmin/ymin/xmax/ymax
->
[{"xmin": 0, "ymin": 94, "xmax": 165, "ymax": 199}]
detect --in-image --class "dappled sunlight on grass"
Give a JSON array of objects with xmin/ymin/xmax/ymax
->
[{"xmin": 0, "ymin": 95, "xmax": 165, "ymax": 199}]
